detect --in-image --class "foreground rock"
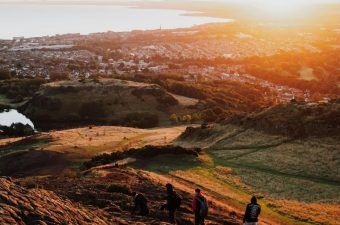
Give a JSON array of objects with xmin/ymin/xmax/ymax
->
[
  {"xmin": 0, "ymin": 177, "xmax": 109, "ymax": 225},
  {"xmin": 19, "ymin": 168, "xmax": 240, "ymax": 225}
]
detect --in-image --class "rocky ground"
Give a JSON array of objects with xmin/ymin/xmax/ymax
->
[
  {"xmin": 16, "ymin": 168, "xmax": 240, "ymax": 225},
  {"xmin": 0, "ymin": 176, "xmax": 109, "ymax": 225}
]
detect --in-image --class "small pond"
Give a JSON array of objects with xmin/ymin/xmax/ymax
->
[{"xmin": 0, "ymin": 109, "xmax": 35, "ymax": 128}]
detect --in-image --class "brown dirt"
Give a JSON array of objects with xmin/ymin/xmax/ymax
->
[
  {"xmin": 0, "ymin": 177, "xmax": 110, "ymax": 225},
  {"xmin": 19, "ymin": 168, "xmax": 240, "ymax": 225}
]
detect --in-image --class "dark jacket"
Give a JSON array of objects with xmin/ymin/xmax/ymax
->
[
  {"xmin": 132, "ymin": 193, "xmax": 149, "ymax": 216},
  {"xmin": 192, "ymin": 193, "xmax": 207, "ymax": 216},
  {"xmin": 162, "ymin": 190, "xmax": 179, "ymax": 211},
  {"xmin": 243, "ymin": 203, "xmax": 261, "ymax": 222}
]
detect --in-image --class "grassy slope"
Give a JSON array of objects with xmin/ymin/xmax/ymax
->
[
  {"xmin": 1, "ymin": 124, "xmax": 339, "ymax": 224},
  {"xmin": 173, "ymin": 124, "xmax": 340, "ymax": 225},
  {"xmin": 0, "ymin": 125, "xmax": 186, "ymax": 176}
]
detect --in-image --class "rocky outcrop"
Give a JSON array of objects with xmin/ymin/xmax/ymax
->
[
  {"xmin": 0, "ymin": 177, "xmax": 110, "ymax": 225},
  {"xmin": 20, "ymin": 79, "xmax": 188, "ymax": 130}
]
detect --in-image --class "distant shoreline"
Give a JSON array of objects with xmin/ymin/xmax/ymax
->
[{"xmin": 0, "ymin": 3, "xmax": 233, "ymax": 40}]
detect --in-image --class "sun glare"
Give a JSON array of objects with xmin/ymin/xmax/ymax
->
[{"xmin": 244, "ymin": 0, "xmax": 313, "ymax": 22}]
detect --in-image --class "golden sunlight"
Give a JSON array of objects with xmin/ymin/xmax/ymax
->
[{"xmin": 242, "ymin": 0, "xmax": 314, "ymax": 22}]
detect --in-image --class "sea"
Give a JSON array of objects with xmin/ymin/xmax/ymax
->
[{"xmin": 0, "ymin": 4, "xmax": 234, "ymax": 40}]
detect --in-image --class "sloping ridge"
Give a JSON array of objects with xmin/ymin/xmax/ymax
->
[
  {"xmin": 237, "ymin": 101, "xmax": 340, "ymax": 138},
  {"xmin": 0, "ymin": 177, "xmax": 110, "ymax": 225},
  {"xmin": 178, "ymin": 101, "xmax": 340, "ymax": 146},
  {"xmin": 175, "ymin": 102, "xmax": 340, "ymax": 187}
]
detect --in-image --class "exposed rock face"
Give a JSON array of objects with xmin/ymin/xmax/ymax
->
[{"xmin": 0, "ymin": 177, "xmax": 110, "ymax": 225}]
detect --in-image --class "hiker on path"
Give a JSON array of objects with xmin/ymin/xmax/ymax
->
[
  {"xmin": 160, "ymin": 183, "xmax": 182, "ymax": 224},
  {"xmin": 131, "ymin": 192, "xmax": 149, "ymax": 216},
  {"xmin": 192, "ymin": 188, "xmax": 208, "ymax": 225},
  {"xmin": 243, "ymin": 196, "xmax": 261, "ymax": 225}
]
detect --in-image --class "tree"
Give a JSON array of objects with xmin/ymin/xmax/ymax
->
[
  {"xmin": 123, "ymin": 112, "xmax": 159, "ymax": 128},
  {"xmin": 169, "ymin": 114, "xmax": 178, "ymax": 124},
  {"xmin": 183, "ymin": 115, "xmax": 192, "ymax": 123},
  {"xmin": 0, "ymin": 123, "xmax": 35, "ymax": 137},
  {"xmin": 201, "ymin": 109, "xmax": 217, "ymax": 123},
  {"xmin": 191, "ymin": 113, "xmax": 200, "ymax": 122}
]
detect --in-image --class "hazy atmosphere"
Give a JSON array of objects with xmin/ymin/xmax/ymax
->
[{"xmin": 0, "ymin": 0, "xmax": 339, "ymax": 225}]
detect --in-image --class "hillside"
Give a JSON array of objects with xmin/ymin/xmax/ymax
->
[
  {"xmin": 0, "ymin": 102, "xmax": 339, "ymax": 225},
  {"xmin": 235, "ymin": 101, "xmax": 340, "ymax": 138},
  {"xmin": 0, "ymin": 125, "xmax": 186, "ymax": 177},
  {"xmin": 175, "ymin": 102, "xmax": 340, "ymax": 224},
  {"xmin": 20, "ymin": 79, "xmax": 198, "ymax": 130},
  {"xmin": 0, "ymin": 177, "xmax": 110, "ymax": 225},
  {"xmin": 0, "ymin": 125, "xmax": 299, "ymax": 225}
]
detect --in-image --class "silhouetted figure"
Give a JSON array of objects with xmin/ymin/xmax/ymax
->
[
  {"xmin": 243, "ymin": 196, "xmax": 261, "ymax": 225},
  {"xmin": 161, "ymin": 183, "xmax": 182, "ymax": 224},
  {"xmin": 131, "ymin": 192, "xmax": 149, "ymax": 216},
  {"xmin": 192, "ymin": 188, "xmax": 208, "ymax": 225}
]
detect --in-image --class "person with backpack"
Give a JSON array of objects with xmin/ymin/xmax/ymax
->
[
  {"xmin": 131, "ymin": 192, "xmax": 149, "ymax": 216},
  {"xmin": 192, "ymin": 188, "xmax": 208, "ymax": 225},
  {"xmin": 243, "ymin": 196, "xmax": 261, "ymax": 225},
  {"xmin": 161, "ymin": 183, "xmax": 182, "ymax": 224}
]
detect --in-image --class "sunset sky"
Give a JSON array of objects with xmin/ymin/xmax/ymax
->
[{"xmin": 0, "ymin": 0, "xmax": 339, "ymax": 3}]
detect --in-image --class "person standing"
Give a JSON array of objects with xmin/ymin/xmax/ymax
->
[
  {"xmin": 192, "ymin": 188, "xmax": 208, "ymax": 225},
  {"xmin": 161, "ymin": 183, "xmax": 182, "ymax": 224},
  {"xmin": 131, "ymin": 192, "xmax": 149, "ymax": 216},
  {"xmin": 243, "ymin": 196, "xmax": 261, "ymax": 225}
]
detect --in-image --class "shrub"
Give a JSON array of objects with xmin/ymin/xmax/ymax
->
[
  {"xmin": 106, "ymin": 183, "xmax": 131, "ymax": 195},
  {"xmin": 82, "ymin": 145, "xmax": 201, "ymax": 169},
  {"xmin": 169, "ymin": 114, "xmax": 178, "ymax": 124},
  {"xmin": 201, "ymin": 109, "xmax": 218, "ymax": 123},
  {"xmin": 123, "ymin": 112, "xmax": 159, "ymax": 128},
  {"xmin": 191, "ymin": 113, "xmax": 200, "ymax": 122},
  {"xmin": 0, "ymin": 123, "xmax": 35, "ymax": 138}
]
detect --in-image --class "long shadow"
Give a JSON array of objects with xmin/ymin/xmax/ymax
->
[
  {"xmin": 130, "ymin": 154, "xmax": 202, "ymax": 174},
  {"xmin": 214, "ymin": 159, "xmax": 340, "ymax": 186},
  {"xmin": 0, "ymin": 135, "xmax": 51, "ymax": 157},
  {"xmin": 211, "ymin": 138, "xmax": 294, "ymax": 160},
  {"xmin": 212, "ymin": 128, "xmax": 248, "ymax": 147},
  {"xmin": 210, "ymin": 135, "xmax": 340, "ymax": 186}
]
